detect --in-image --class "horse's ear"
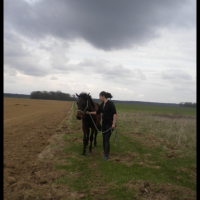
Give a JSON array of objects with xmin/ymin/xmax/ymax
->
[{"xmin": 75, "ymin": 93, "xmax": 79, "ymax": 98}]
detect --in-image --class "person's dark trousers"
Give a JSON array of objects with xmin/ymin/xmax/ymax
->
[{"xmin": 102, "ymin": 122, "xmax": 112, "ymax": 157}]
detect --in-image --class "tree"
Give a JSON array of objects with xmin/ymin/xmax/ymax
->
[
  {"xmin": 179, "ymin": 102, "xmax": 196, "ymax": 108},
  {"xmin": 30, "ymin": 90, "xmax": 77, "ymax": 101}
]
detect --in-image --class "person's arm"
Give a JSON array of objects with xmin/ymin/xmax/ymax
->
[
  {"xmin": 85, "ymin": 111, "xmax": 96, "ymax": 115},
  {"xmin": 86, "ymin": 103, "xmax": 102, "ymax": 115},
  {"xmin": 112, "ymin": 114, "xmax": 117, "ymax": 129},
  {"xmin": 110, "ymin": 101, "xmax": 117, "ymax": 129}
]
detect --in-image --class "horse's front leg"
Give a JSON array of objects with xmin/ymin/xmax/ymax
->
[
  {"xmin": 89, "ymin": 128, "xmax": 94, "ymax": 154},
  {"xmin": 82, "ymin": 126, "xmax": 89, "ymax": 156}
]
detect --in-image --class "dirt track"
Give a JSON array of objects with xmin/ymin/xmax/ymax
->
[{"xmin": 4, "ymin": 98, "xmax": 73, "ymax": 200}]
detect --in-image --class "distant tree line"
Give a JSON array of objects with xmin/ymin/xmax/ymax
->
[
  {"xmin": 4, "ymin": 93, "xmax": 30, "ymax": 99},
  {"xmin": 30, "ymin": 91, "xmax": 77, "ymax": 101},
  {"xmin": 179, "ymin": 102, "xmax": 196, "ymax": 108}
]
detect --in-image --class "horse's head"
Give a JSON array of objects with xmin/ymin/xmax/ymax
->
[{"xmin": 75, "ymin": 92, "xmax": 90, "ymax": 120}]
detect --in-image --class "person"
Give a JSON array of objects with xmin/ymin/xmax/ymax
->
[{"xmin": 86, "ymin": 91, "xmax": 117, "ymax": 161}]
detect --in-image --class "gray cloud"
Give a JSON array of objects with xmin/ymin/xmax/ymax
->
[
  {"xmin": 4, "ymin": 0, "xmax": 195, "ymax": 50},
  {"xmin": 4, "ymin": 65, "xmax": 18, "ymax": 76},
  {"xmin": 4, "ymin": 0, "xmax": 196, "ymax": 103},
  {"xmin": 4, "ymin": 55, "xmax": 49, "ymax": 77},
  {"xmin": 161, "ymin": 70, "xmax": 195, "ymax": 96},
  {"xmin": 50, "ymin": 76, "xmax": 58, "ymax": 80},
  {"xmin": 4, "ymin": 26, "xmax": 71, "ymax": 77},
  {"xmin": 161, "ymin": 70, "xmax": 192, "ymax": 80},
  {"xmin": 4, "ymin": 28, "xmax": 30, "ymax": 57},
  {"xmin": 52, "ymin": 58, "xmax": 146, "ymax": 84},
  {"xmin": 134, "ymin": 69, "xmax": 147, "ymax": 80}
]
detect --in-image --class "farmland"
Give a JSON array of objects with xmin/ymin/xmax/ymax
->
[
  {"xmin": 4, "ymin": 98, "xmax": 73, "ymax": 200},
  {"xmin": 4, "ymin": 98, "xmax": 196, "ymax": 199}
]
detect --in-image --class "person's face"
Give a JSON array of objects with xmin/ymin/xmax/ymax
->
[{"xmin": 99, "ymin": 95, "xmax": 104, "ymax": 101}]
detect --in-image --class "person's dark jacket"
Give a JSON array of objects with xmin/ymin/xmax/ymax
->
[{"xmin": 96, "ymin": 100, "xmax": 117, "ymax": 124}]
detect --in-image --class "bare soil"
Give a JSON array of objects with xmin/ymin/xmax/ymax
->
[
  {"xmin": 4, "ymin": 98, "xmax": 73, "ymax": 200},
  {"xmin": 125, "ymin": 180, "xmax": 195, "ymax": 200}
]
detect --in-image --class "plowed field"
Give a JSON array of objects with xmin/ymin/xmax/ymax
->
[{"xmin": 4, "ymin": 98, "xmax": 73, "ymax": 199}]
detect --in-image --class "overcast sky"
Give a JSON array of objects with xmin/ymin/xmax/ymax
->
[{"xmin": 4, "ymin": 0, "xmax": 196, "ymax": 103}]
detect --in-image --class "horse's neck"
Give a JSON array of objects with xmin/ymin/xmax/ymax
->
[{"xmin": 88, "ymin": 100, "xmax": 95, "ymax": 111}]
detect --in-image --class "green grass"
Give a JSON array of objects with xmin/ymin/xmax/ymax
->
[
  {"xmin": 115, "ymin": 103, "xmax": 196, "ymax": 116},
  {"xmin": 52, "ymin": 102, "xmax": 196, "ymax": 199}
]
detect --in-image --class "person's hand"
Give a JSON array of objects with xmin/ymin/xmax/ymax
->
[
  {"xmin": 85, "ymin": 111, "xmax": 89, "ymax": 114},
  {"xmin": 112, "ymin": 123, "xmax": 115, "ymax": 129}
]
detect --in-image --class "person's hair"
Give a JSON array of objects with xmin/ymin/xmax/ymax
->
[{"xmin": 99, "ymin": 91, "xmax": 113, "ymax": 99}]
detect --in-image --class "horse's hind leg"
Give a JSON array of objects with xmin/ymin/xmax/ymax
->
[
  {"xmin": 94, "ymin": 129, "xmax": 97, "ymax": 147},
  {"xmin": 89, "ymin": 129, "xmax": 94, "ymax": 154},
  {"xmin": 82, "ymin": 130, "xmax": 89, "ymax": 156}
]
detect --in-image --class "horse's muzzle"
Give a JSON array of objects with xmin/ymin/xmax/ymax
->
[
  {"xmin": 76, "ymin": 116, "xmax": 81, "ymax": 120},
  {"xmin": 76, "ymin": 112, "xmax": 83, "ymax": 120}
]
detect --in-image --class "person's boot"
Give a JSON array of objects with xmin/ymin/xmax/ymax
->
[
  {"xmin": 103, "ymin": 155, "xmax": 111, "ymax": 161},
  {"xmin": 103, "ymin": 142, "xmax": 110, "ymax": 161}
]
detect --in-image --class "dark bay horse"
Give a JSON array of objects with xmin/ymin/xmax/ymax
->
[{"xmin": 76, "ymin": 92, "xmax": 101, "ymax": 155}]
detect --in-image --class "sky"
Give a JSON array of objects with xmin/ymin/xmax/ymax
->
[{"xmin": 4, "ymin": 0, "xmax": 196, "ymax": 103}]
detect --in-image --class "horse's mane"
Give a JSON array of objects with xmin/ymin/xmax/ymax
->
[{"xmin": 78, "ymin": 92, "xmax": 95, "ymax": 108}]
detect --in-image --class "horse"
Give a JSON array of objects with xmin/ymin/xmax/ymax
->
[{"xmin": 75, "ymin": 92, "xmax": 101, "ymax": 155}]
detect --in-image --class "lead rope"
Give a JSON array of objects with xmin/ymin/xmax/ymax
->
[
  {"xmin": 76, "ymin": 101, "xmax": 119, "ymax": 151},
  {"xmin": 88, "ymin": 113, "xmax": 119, "ymax": 152}
]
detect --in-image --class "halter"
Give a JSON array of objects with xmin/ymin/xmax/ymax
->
[{"xmin": 77, "ymin": 100, "xmax": 88, "ymax": 114}]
